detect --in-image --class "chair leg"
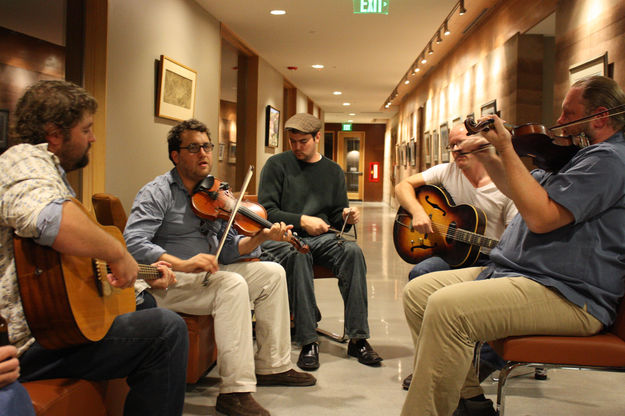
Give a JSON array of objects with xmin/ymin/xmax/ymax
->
[
  {"xmin": 496, "ymin": 362, "xmax": 522, "ymax": 416},
  {"xmin": 316, "ymin": 327, "xmax": 347, "ymax": 343}
]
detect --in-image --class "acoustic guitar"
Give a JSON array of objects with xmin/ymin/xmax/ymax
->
[
  {"xmin": 393, "ymin": 185, "xmax": 498, "ymax": 268},
  {"xmin": 13, "ymin": 200, "xmax": 161, "ymax": 350}
]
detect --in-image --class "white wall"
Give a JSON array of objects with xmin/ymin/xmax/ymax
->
[
  {"xmin": 106, "ymin": 0, "xmax": 221, "ymax": 210},
  {"xmin": 255, "ymin": 58, "xmax": 284, "ymax": 191}
]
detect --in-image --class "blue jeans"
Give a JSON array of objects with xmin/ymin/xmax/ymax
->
[
  {"xmin": 0, "ymin": 382, "xmax": 36, "ymax": 416},
  {"xmin": 19, "ymin": 308, "xmax": 188, "ymax": 416},
  {"xmin": 261, "ymin": 233, "xmax": 370, "ymax": 346}
]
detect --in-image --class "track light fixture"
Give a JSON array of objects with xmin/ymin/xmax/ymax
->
[
  {"xmin": 427, "ymin": 42, "xmax": 434, "ymax": 55},
  {"xmin": 436, "ymin": 29, "xmax": 442, "ymax": 44},
  {"xmin": 443, "ymin": 20, "xmax": 450, "ymax": 36},
  {"xmin": 459, "ymin": 0, "xmax": 466, "ymax": 15}
]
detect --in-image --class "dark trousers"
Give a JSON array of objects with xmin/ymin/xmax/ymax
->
[
  {"xmin": 261, "ymin": 232, "xmax": 370, "ymax": 346},
  {"xmin": 19, "ymin": 308, "xmax": 188, "ymax": 416}
]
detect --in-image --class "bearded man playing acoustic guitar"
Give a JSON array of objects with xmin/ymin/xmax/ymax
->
[
  {"xmin": 395, "ymin": 124, "xmax": 517, "ymax": 393},
  {"xmin": 0, "ymin": 80, "xmax": 188, "ymax": 415}
]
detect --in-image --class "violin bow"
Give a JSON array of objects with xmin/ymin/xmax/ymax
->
[
  {"xmin": 550, "ymin": 103, "xmax": 625, "ymax": 130},
  {"xmin": 202, "ymin": 165, "xmax": 255, "ymax": 286}
]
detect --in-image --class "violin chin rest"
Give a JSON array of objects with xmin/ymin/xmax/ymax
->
[{"xmin": 193, "ymin": 175, "xmax": 215, "ymax": 194}]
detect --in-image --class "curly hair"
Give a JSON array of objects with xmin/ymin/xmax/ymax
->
[
  {"xmin": 12, "ymin": 80, "xmax": 97, "ymax": 145},
  {"xmin": 167, "ymin": 119, "xmax": 211, "ymax": 164},
  {"xmin": 572, "ymin": 76, "xmax": 625, "ymax": 132}
]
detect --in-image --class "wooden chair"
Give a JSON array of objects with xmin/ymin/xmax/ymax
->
[
  {"xmin": 485, "ymin": 299, "xmax": 625, "ymax": 415},
  {"xmin": 91, "ymin": 193, "xmax": 217, "ymax": 384}
]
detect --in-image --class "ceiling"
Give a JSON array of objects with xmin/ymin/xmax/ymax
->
[{"xmin": 194, "ymin": 0, "xmax": 501, "ymax": 124}]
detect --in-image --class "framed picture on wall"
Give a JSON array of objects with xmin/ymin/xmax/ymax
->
[
  {"xmin": 409, "ymin": 138, "xmax": 417, "ymax": 167},
  {"xmin": 401, "ymin": 143, "xmax": 407, "ymax": 167},
  {"xmin": 432, "ymin": 130, "xmax": 439, "ymax": 164},
  {"xmin": 228, "ymin": 142, "xmax": 236, "ymax": 164},
  {"xmin": 480, "ymin": 100, "xmax": 497, "ymax": 117},
  {"xmin": 218, "ymin": 143, "xmax": 225, "ymax": 161},
  {"xmin": 265, "ymin": 105, "xmax": 280, "ymax": 147},
  {"xmin": 440, "ymin": 123, "xmax": 450, "ymax": 162},
  {"xmin": 424, "ymin": 131, "xmax": 431, "ymax": 165},
  {"xmin": 452, "ymin": 117, "xmax": 462, "ymax": 127},
  {"xmin": 156, "ymin": 55, "xmax": 197, "ymax": 121},
  {"xmin": 569, "ymin": 53, "xmax": 608, "ymax": 85},
  {"xmin": 0, "ymin": 109, "xmax": 8, "ymax": 151}
]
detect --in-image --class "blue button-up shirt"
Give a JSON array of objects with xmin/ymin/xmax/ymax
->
[{"xmin": 124, "ymin": 168, "xmax": 260, "ymax": 265}]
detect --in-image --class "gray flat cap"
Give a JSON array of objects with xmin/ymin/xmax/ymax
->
[{"xmin": 284, "ymin": 113, "xmax": 322, "ymax": 134}]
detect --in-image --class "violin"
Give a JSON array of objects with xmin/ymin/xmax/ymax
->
[
  {"xmin": 464, "ymin": 118, "xmax": 590, "ymax": 171},
  {"xmin": 190, "ymin": 175, "xmax": 310, "ymax": 254}
]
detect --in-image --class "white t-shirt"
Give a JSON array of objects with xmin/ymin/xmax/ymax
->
[{"xmin": 421, "ymin": 162, "xmax": 518, "ymax": 251}]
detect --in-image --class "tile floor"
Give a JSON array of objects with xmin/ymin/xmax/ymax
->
[{"xmin": 183, "ymin": 202, "xmax": 625, "ymax": 415}]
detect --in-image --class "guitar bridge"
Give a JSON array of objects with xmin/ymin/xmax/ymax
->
[{"xmin": 92, "ymin": 259, "xmax": 112, "ymax": 297}]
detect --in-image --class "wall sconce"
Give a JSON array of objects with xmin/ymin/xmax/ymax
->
[
  {"xmin": 459, "ymin": 0, "xmax": 466, "ymax": 15},
  {"xmin": 420, "ymin": 53, "xmax": 427, "ymax": 64},
  {"xmin": 443, "ymin": 20, "xmax": 451, "ymax": 36},
  {"xmin": 436, "ymin": 29, "xmax": 442, "ymax": 44},
  {"xmin": 427, "ymin": 42, "xmax": 434, "ymax": 55}
]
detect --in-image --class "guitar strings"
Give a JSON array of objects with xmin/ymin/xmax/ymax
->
[{"xmin": 395, "ymin": 215, "xmax": 497, "ymax": 248}]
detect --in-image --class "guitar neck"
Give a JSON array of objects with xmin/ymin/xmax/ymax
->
[
  {"xmin": 432, "ymin": 222, "xmax": 499, "ymax": 249},
  {"xmin": 101, "ymin": 262, "xmax": 161, "ymax": 281}
]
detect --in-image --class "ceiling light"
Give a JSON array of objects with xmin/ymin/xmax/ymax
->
[
  {"xmin": 270, "ymin": 10, "xmax": 286, "ymax": 15},
  {"xmin": 414, "ymin": 66, "xmax": 420, "ymax": 73},
  {"xmin": 404, "ymin": 79, "xmax": 410, "ymax": 85},
  {"xmin": 436, "ymin": 29, "xmax": 442, "ymax": 44},
  {"xmin": 420, "ymin": 54, "xmax": 427, "ymax": 64},
  {"xmin": 349, "ymin": 113, "xmax": 356, "ymax": 116},
  {"xmin": 348, "ymin": 119, "xmax": 354, "ymax": 122},
  {"xmin": 333, "ymin": 91, "xmax": 342, "ymax": 95},
  {"xmin": 459, "ymin": 0, "xmax": 466, "ymax": 15},
  {"xmin": 343, "ymin": 102, "xmax": 351, "ymax": 106},
  {"xmin": 312, "ymin": 64, "xmax": 324, "ymax": 69},
  {"xmin": 427, "ymin": 42, "xmax": 434, "ymax": 55},
  {"xmin": 443, "ymin": 20, "xmax": 451, "ymax": 36}
]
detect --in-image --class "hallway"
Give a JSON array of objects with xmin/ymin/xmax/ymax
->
[{"xmin": 182, "ymin": 202, "xmax": 625, "ymax": 415}]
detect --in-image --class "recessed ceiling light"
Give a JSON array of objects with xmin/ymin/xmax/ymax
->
[
  {"xmin": 348, "ymin": 119, "xmax": 354, "ymax": 122},
  {"xmin": 404, "ymin": 79, "xmax": 410, "ymax": 85},
  {"xmin": 333, "ymin": 91, "xmax": 342, "ymax": 95},
  {"xmin": 343, "ymin": 102, "xmax": 351, "ymax": 106},
  {"xmin": 312, "ymin": 64, "xmax": 324, "ymax": 69},
  {"xmin": 349, "ymin": 113, "xmax": 356, "ymax": 116},
  {"xmin": 270, "ymin": 10, "xmax": 286, "ymax": 15}
]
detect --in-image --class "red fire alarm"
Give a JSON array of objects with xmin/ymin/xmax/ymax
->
[{"xmin": 369, "ymin": 162, "xmax": 380, "ymax": 182}]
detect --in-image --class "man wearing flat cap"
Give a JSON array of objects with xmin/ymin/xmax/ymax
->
[{"xmin": 258, "ymin": 113, "xmax": 383, "ymax": 371}]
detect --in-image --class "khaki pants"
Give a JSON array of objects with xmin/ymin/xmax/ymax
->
[
  {"xmin": 401, "ymin": 267, "xmax": 602, "ymax": 416},
  {"xmin": 151, "ymin": 261, "xmax": 292, "ymax": 394}
]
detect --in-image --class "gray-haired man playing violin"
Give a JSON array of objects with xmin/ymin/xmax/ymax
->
[
  {"xmin": 124, "ymin": 119, "xmax": 315, "ymax": 416},
  {"xmin": 401, "ymin": 76, "xmax": 625, "ymax": 416}
]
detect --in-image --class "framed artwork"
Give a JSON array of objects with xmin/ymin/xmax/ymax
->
[
  {"xmin": 400, "ymin": 143, "xmax": 407, "ymax": 167},
  {"xmin": 569, "ymin": 53, "xmax": 608, "ymax": 85},
  {"xmin": 440, "ymin": 123, "xmax": 450, "ymax": 162},
  {"xmin": 228, "ymin": 143, "xmax": 236, "ymax": 164},
  {"xmin": 218, "ymin": 143, "xmax": 225, "ymax": 161},
  {"xmin": 432, "ymin": 130, "xmax": 439, "ymax": 164},
  {"xmin": 452, "ymin": 117, "xmax": 462, "ymax": 127},
  {"xmin": 0, "ymin": 109, "xmax": 8, "ymax": 150},
  {"xmin": 409, "ymin": 138, "xmax": 417, "ymax": 167},
  {"xmin": 480, "ymin": 100, "xmax": 497, "ymax": 117},
  {"xmin": 156, "ymin": 55, "xmax": 197, "ymax": 121},
  {"xmin": 394, "ymin": 143, "xmax": 400, "ymax": 167},
  {"xmin": 265, "ymin": 105, "xmax": 280, "ymax": 147},
  {"xmin": 424, "ymin": 131, "xmax": 431, "ymax": 165}
]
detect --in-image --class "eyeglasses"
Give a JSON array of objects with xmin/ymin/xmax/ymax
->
[
  {"xmin": 445, "ymin": 142, "xmax": 461, "ymax": 151},
  {"xmin": 179, "ymin": 143, "xmax": 214, "ymax": 153}
]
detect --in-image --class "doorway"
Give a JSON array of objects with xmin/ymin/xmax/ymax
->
[{"xmin": 337, "ymin": 131, "xmax": 365, "ymax": 200}]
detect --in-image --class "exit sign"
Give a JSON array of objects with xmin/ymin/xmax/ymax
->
[
  {"xmin": 342, "ymin": 123, "xmax": 353, "ymax": 131},
  {"xmin": 353, "ymin": 0, "xmax": 389, "ymax": 14}
]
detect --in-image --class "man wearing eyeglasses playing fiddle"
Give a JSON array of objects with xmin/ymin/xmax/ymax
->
[
  {"xmin": 401, "ymin": 75, "xmax": 625, "ymax": 416},
  {"xmin": 124, "ymin": 119, "xmax": 316, "ymax": 416},
  {"xmin": 258, "ymin": 113, "xmax": 383, "ymax": 372}
]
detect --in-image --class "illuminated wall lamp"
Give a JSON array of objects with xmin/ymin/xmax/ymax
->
[
  {"xmin": 459, "ymin": 0, "xmax": 466, "ymax": 15},
  {"xmin": 427, "ymin": 42, "xmax": 434, "ymax": 55},
  {"xmin": 443, "ymin": 20, "xmax": 451, "ymax": 36},
  {"xmin": 436, "ymin": 29, "xmax": 442, "ymax": 44}
]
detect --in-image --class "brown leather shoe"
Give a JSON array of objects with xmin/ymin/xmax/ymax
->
[
  {"xmin": 256, "ymin": 368, "xmax": 317, "ymax": 387},
  {"xmin": 216, "ymin": 392, "xmax": 270, "ymax": 416}
]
